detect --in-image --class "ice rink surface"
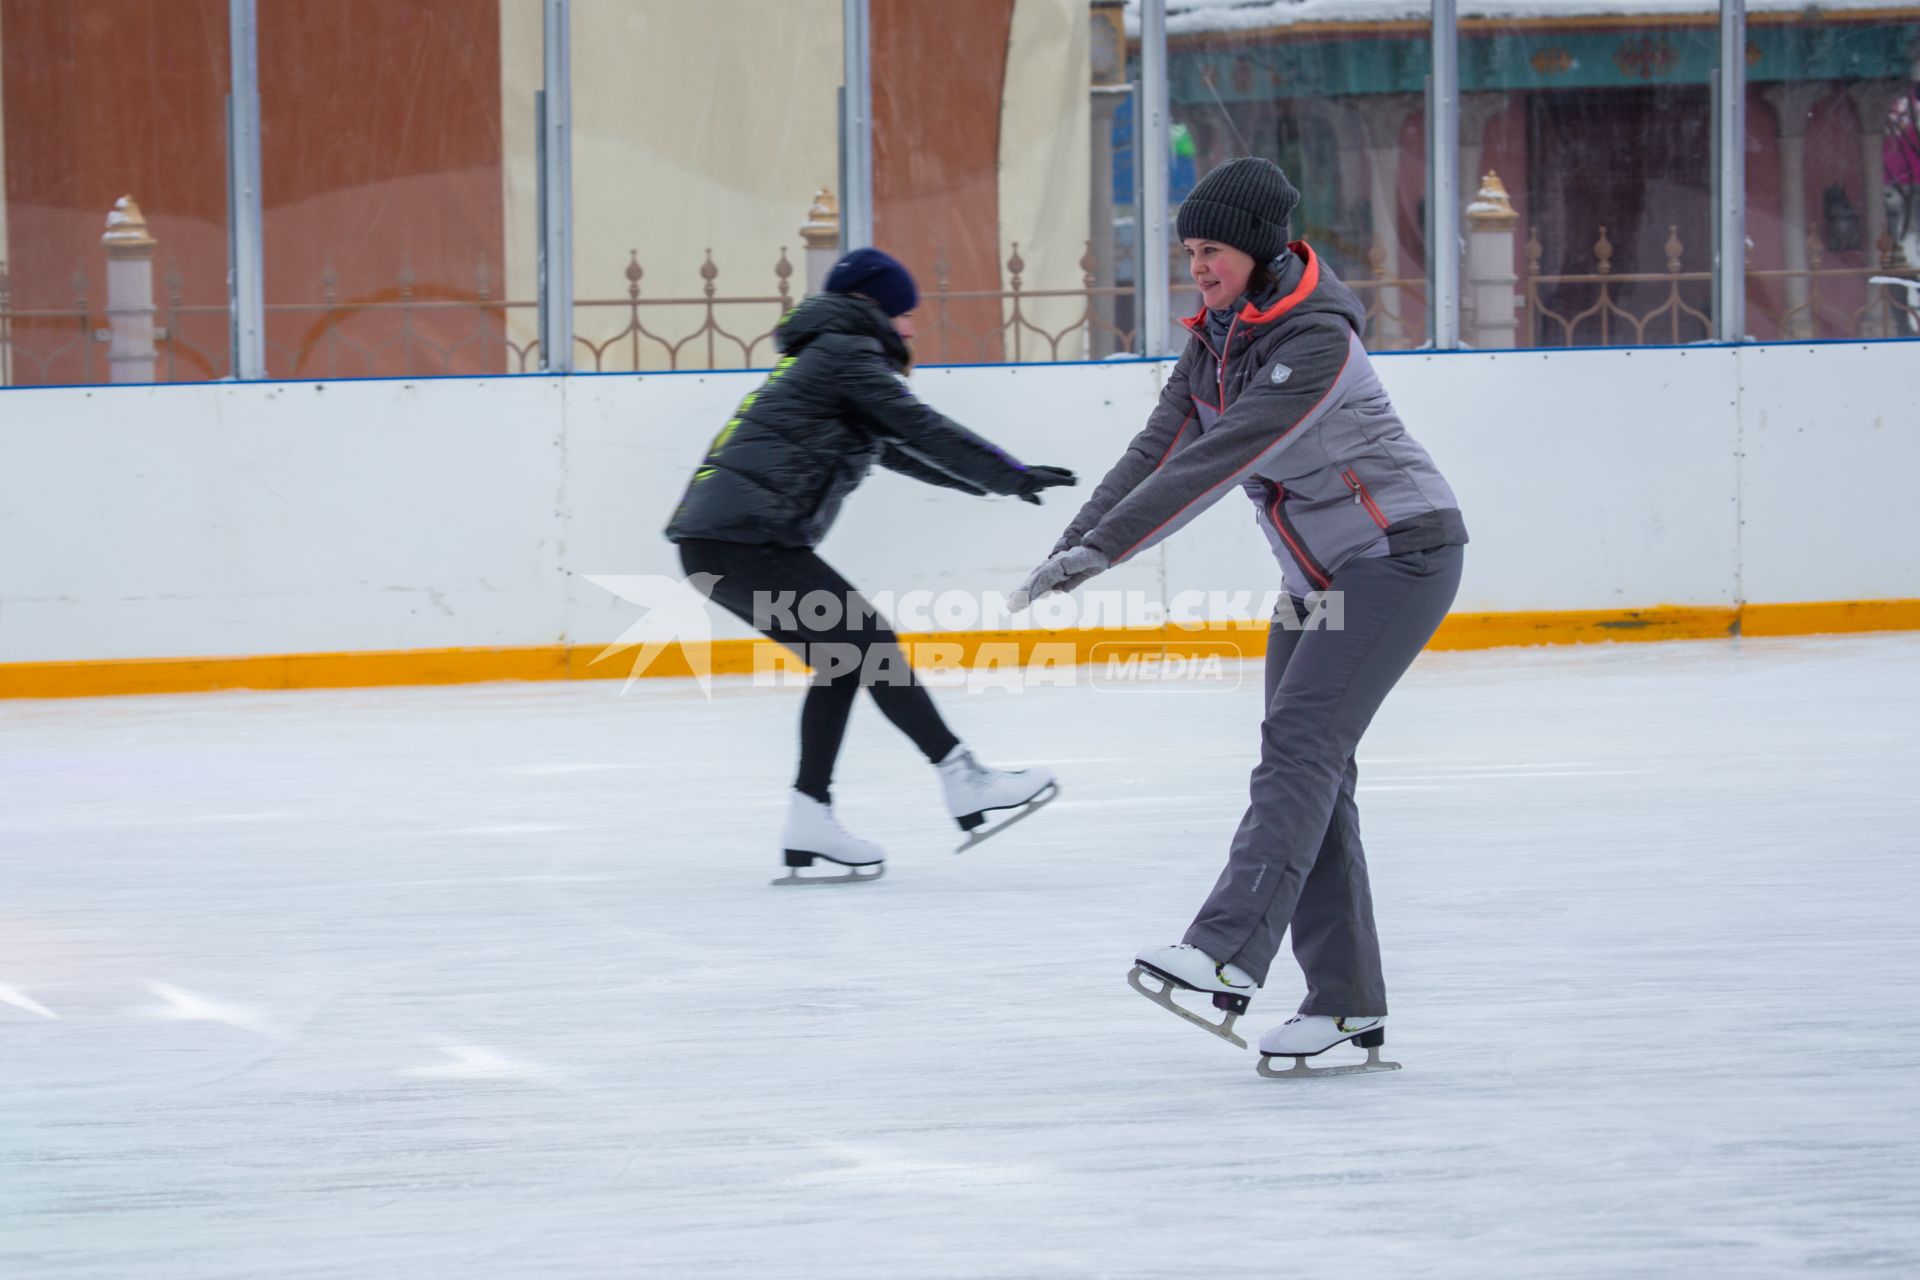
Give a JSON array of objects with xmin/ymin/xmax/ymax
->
[{"xmin": 2, "ymin": 634, "xmax": 1917, "ymax": 1279}]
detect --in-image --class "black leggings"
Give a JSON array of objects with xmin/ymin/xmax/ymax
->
[{"xmin": 676, "ymin": 539, "xmax": 959, "ymax": 802}]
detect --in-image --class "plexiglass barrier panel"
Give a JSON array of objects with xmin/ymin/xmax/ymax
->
[
  {"xmin": 565, "ymin": 1, "xmax": 839, "ymax": 374},
  {"xmin": 1460, "ymin": 8, "xmax": 1720, "ymax": 349},
  {"xmin": 1, "ymin": 0, "xmax": 232, "ymax": 386},
  {"xmin": 870, "ymin": 0, "xmax": 1104, "ymax": 364},
  {"xmin": 1155, "ymin": 1, "xmax": 1431, "ymax": 353},
  {"xmin": 1744, "ymin": 11, "xmax": 1920, "ymax": 342},
  {"xmin": 257, "ymin": 0, "xmax": 518, "ymax": 380}
]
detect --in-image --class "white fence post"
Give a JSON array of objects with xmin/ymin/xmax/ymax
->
[
  {"xmin": 1465, "ymin": 171, "xmax": 1520, "ymax": 350},
  {"xmin": 102, "ymin": 196, "xmax": 159, "ymax": 384},
  {"xmin": 801, "ymin": 187, "xmax": 840, "ymax": 297}
]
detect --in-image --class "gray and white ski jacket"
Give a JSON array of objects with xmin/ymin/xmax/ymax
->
[{"xmin": 1058, "ymin": 243, "xmax": 1467, "ymax": 596}]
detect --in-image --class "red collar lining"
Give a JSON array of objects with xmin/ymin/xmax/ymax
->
[{"xmin": 1239, "ymin": 242, "xmax": 1318, "ymax": 323}]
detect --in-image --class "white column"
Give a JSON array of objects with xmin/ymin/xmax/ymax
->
[
  {"xmin": 1845, "ymin": 81, "xmax": 1901, "ymax": 338},
  {"xmin": 800, "ymin": 187, "xmax": 840, "ymax": 295},
  {"xmin": 1846, "ymin": 81, "xmax": 1901, "ymax": 258},
  {"xmin": 102, "ymin": 197, "xmax": 159, "ymax": 384},
  {"xmin": 1465, "ymin": 172, "xmax": 1520, "ymax": 350},
  {"xmin": 1762, "ymin": 81, "xmax": 1822, "ymax": 340},
  {"xmin": 1457, "ymin": 93, "xmax": 1507, "ymax": 339}
]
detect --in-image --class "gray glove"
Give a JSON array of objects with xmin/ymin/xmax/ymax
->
[{"xmin": 1008, "ymin": 545, "xmax": 1110, "ymax": 612}]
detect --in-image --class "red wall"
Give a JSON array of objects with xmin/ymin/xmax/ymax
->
[
  {"xmin": 2, "ymin": 1, "xmax": 231, "ymax": 382},
  {"xmin": 1, "ymin": 0, "xmax": 506, "ymax": 384},
  {"xmin": 872, "ymin": 0, "xmax": 1015, "ymax": 364},
  {"xmin": 258, "ymin": 0, "xmax": 505, "ymax": 379}
]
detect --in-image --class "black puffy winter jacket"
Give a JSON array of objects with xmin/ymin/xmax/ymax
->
[{"xmin": 664, "ymin": 292, "xmax": 1038, "ymax": 547}]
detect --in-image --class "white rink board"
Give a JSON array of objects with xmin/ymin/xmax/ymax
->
[
  {"xmin": 0, "ymin": 341, "xmax": 1914, "ymax": 663},
  {"xmin": 1734, "ymin": 342, "xmax": 1920, "ymax": 605},
  {"xmin": 0, "ymin": 378, "xmax": 568, "ymax": 662},
  {"xmin": 1365, "ymin": 346, "xmax": 1744, "ymax": 614}
]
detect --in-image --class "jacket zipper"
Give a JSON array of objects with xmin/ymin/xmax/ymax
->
[
  {"xmin": 1266, "ymin": 483, "xmax": 1332, "ymax": 590},
  {"xmin": 1216, "ymin": 314, "xmax": 1239, "ymax": 406},
  {"xmin": 1188, "ymin": 329, "xmax": 1227, "ymax": 413},
  {"xmin": 1218, "ymin": 321, "xmax": 1332, "ymax": 591},
  {"xmin": 1342, "ymin": 469, "xmax": 1390, "ymax": 530}
]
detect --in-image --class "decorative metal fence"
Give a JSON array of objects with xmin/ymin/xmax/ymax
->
[
  {"xmin": 0, "ymin": 263, "xmax": 104, "ymax": 386},
  {"xmin": 158, "ymin": 260, "xmax": 231, "ymax": 382},
  {"xmin": 6, "ymin": 224, "xmax": 1917, "ymax": 387},
  {"xmin": 572, "ymin": 249, "xmax": 793, "ymax": 373},
  {"xmin": 1346, "ymin": 240, "xmax": 1427, "ymax": 351},
  {"xmin": 176, "ymin": 243, "xmax": 1148, "ymax": 377},
  {"xmin": 1747, "ymin": 234, "xmax": 1920, "ymax": 341},
  {"xmin": 1524, "ymin": 223, "xmax": 1918, "ymax": 347},
  {"xmin": 1526, "ymin": 224, "xmax": 1713, "ymax": 347}
]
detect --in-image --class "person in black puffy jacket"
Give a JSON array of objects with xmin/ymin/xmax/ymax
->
[{"xmin": 666, "ymin": 248, "xmax": 1078, "ymax": 883}]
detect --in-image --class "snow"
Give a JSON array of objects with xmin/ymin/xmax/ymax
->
[
  {"xmin": 3, "ymin": 633, "xmax": 1918, "ymax": 1277},
  {"xmin": 1128, "ymin": 0, "xmax": 1920, "ymax": 36}
]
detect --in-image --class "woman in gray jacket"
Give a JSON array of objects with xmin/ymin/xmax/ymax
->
[{"xmin": 1012, "ymin": 158, "xmax": 1468, "ymax": 1074}]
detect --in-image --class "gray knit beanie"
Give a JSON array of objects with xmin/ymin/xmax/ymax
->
[{"xmin": 1176, "ymin": 157, "xmax": 1301, "ymax": 263}]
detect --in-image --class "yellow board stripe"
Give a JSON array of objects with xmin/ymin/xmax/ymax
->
[{"xmin": 2, "ymin": 600, "xmax": 1917, "ymax": 700}]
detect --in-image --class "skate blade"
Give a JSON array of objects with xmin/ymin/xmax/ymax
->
[
  {"xmin": 1256, "ymin": 1044, "xmax": 1401, "ymax": 1079},
  {"xmin": 769, "ymin": 862, "xmax": 885, "ymax": 887},
  {"xmin": 953, "ymin": 781, "xmax": 1060, "ymax": 853},
  {"xmin": 1126, "ymin": 964, "xmax": 1247, "ymax": 1050}
]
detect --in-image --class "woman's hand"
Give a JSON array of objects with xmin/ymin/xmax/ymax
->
[
  {"xmin": 1015, "ymin": 465, "xmax": 1079, "ymax": 506},
  {"xmin": 1008, "ymin": 546, "xmax": 1110, "ymax": 612}
]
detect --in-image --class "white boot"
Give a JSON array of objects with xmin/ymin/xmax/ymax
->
[
  {"xmin": 935, "ymin": 746, "xmax": 1058, "ymax": 849},
  {"xmin": 1254, "ymin": 1014, "xmax": 1400, "ymax": 1079},
  {"xmin": 1133, "ymin": 943, "xmax": 1257, "ymax": 1003},
  {"xmin": 774, "ymin": 793, "xmax": 885, "ymax": 886},
  {"xmin": 1257, "ymin": 1014, "xmax": 1385, "ymax": 1057},
  {"xmin": 1127, "ymin": 943, "xmax": 1260, "ymax": 1047}
]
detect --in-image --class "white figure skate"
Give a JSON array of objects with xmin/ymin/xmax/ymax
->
[
  {"xmin": 772, "ymin": 793, "xmax": 885, "ymax": 886},
  {"xmin": 1127, "ymin": 943, "xmax": 1258, "ymax": 1049},
  {"xmin": 936, "ymin": 747, "xmax": 1059, "ymax": 852},
  {"xmin": 1255, "ymin": 1015, "xmax": 1400, "ymax": 1079}
]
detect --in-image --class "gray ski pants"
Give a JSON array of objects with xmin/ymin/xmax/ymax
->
[{"xmin": 1183, "ymin": 543, "xmax": 1464, "ymax": 1017}]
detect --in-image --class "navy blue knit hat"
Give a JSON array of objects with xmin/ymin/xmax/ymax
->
[{"xmin": 824, "ymin": 247, "xmax": 919, "ymax": 317}]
